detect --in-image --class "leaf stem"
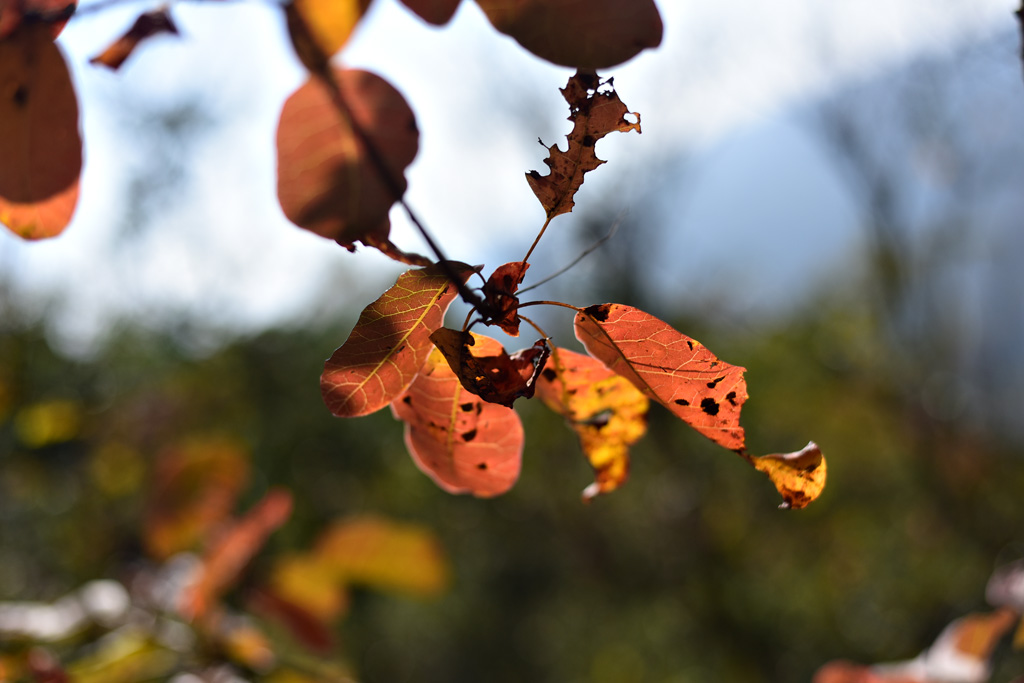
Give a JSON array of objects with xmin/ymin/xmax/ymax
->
[
  {"xmin": 521, "ymin": 216, "xmax": 553, "ymax": 265},
  {"xmin": 517, "ymin": 300, "xmax": 583, "ymax": 313},
  {"xmin": 518, "ymin": 313, "xmax": 552, "ymax": 341},
  {"xmin": 518, "ymin": 216, "xmax": 622, "ymax": 295}
]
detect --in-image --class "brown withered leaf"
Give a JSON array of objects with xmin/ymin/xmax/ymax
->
[
  {"xmin": 398, "ymin": 0, "xmax": 460, "ymax": 25},
  {"xmin": 536, "ymin": 347, "xmax": 648, "ymax": 501},
  {"xmin": 0, "ymin": 22, "xmax": 80, "ymax": 240},
  {"xmin": 475, "ymin": 0, "xmax": 662, "ymax": 69},
  {"xmin": 429, "ymin": 327, "xmax": 549, "ymax": 407},
  {"xmin": 749, "ymin": 442, "xmax": 826, "ymax": 510},
  {"xmin": 527, "ymin": 70, "xmax": 640, "ymax": 220},
  {"xmin": 391, "ymin": 339, "xmax": 523, "ymax": 497},
  {"xmin": 88, "ymin": 8, "xmax": 179, "ymax": 71},
  {"xmin": 276, "ymin": 67, "xmax": 417, "ymax": 254},
  {"xmin": 482, "ymin": 261, "xmax": 528, "ymax": 335},
  {"xmin": 180, "ymin": 489, "xmax": 293, "ymax": 620}
]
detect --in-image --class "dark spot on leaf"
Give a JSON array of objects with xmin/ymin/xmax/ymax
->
[
  {"xmin": 584, "ymin": 304, "xmax": 611, "ymax": 322},
  {"xmin": 687, "ymin": 341, "xmax": 694, "ymax": 350},
  {"xmin": 725, "ymin": 391, "xmax": 737, "ymax": 406},
  {"xmin": 477, "ymin": 462, "xmax": 488, "ymax": 470},
  {"xmin": 462, "ymin": 429, "xmax": 478, "ymax": 442},
  {"xmin": 13, "ymin": 85, "xmax": 28, "ymax": 108},
  {"xmin": 710, "ymin": 362, "xmax": 719, "ymax": 368},
  {"xmin": 460, "ymin": 402, "xmax": 475, "ymax": 412},
  {"xmin": 528, "ymin": 170, "xmax": 542, "ymax": 180},
  {"xmin": 706, "ymin": 376, "xmax": 725, "ymax": 389},
  {"xmin": 567, "ymin": 388, "xmax": 578, "ymax": 395},
  {"xmin": 542, "ymin": 368, "xmax": 557, "ymax": 382},
  {"xmin": 700, "ymin": 398, "xmax": 720, "ymax": 416},
  {"xmin": 581, "ymin": 134, "xmax": 596, "ymax": 147},
  {"xmin": 402, "ymin": 396, "xmax": 412, "ymax": 405},
  {"xmin": 674, "ymin": 398, "xmax": 690, "ymax": 406}
]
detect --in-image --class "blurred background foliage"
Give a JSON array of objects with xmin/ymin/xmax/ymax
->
[{"xmin": 2, "ymin": 13, "xmax": 1024, "ymax": 683}]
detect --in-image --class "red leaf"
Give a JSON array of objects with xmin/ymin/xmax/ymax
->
[
  {"xmin": 536, "ymin": 347, "xmax": 648, "ymax": 500},
  {"xmin": 180, "ymin": 489, "xmax": 293, "ymax": 620},
  {"xmin": 429, "ymin": 327, "xmax": 549, "ymax": 407},
  {"xmin": 276, "ymin": 68, "xmax": 417, "ymax": 254},
  {"xmin": 482, "ymin": 261, "xmax": 528, "ymax": 335},
  {"xmin": 321, "ymin": 262, "xmax": 473, "ymax": 417},
  {"xmin": 0, "ymin": 22, "xmax": 80, "ymax": 240},
  {"xmin": 475, "ymin": 0, "xmax": 662, "ymax": 69},
  {"xmin": 398, "ymin": 0, "xmax": 460, "ymax": 25},
  {"xmin": 391, "ymin": 337, "xmax": 523, "ymax": 497},
  {"xmin": 527, "ymin": 70, "xmax": 640, "ymax": 220},
  {"xmin": 88, "ymin": 9, "xmax": 179, "ymax": 71},
  {"xmin": 574, "ymin": 303, "xmax": 747, "ymax": 451}
]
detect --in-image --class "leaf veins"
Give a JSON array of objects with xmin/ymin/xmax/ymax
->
[{"xmin": 527, "ymin": 70, "xmax": 641, "ymax": 220}]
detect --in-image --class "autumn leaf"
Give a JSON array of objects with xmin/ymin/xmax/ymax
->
[
  {"xmin": 0, "ymin": 22, "xmax": 80, "ymax": 240},
  {"xmin": 398, "ymin": 0, "xmax": 460, "ymax": 25},
  {"xmin": 247, "ymin": 588, "xmax": 336, "ymax": 654},
  {"xmin": 284, "ymin": 0, "xmax": 371, "ymax": 72},
  {"xmin": 527, "ymin": 70, "xmax": 640, "ymax": 220},
  {"xmin": 574, "ymin": 303, "xmax": 747, "ymax": 451},
  {"xmin": 814, "ymin": 609, "xmax": 1017, "ymax": 683},
  {"xmin": 0, "ymin": 0, "xmax": 76, "ymax": 40},
  {"xmin": 88, "ymin": 8, "xmax": 179, "ymax": 71},
  {"xmin": 429, "ymin": 327, "xmax": 549, "ymax": 407},
  {"xmin": 474, "ymin": 0, "xmax": 662, "ymax": 69},
  {"xmin": 392, "ymin": 338, "xmax": 523, "ymax": 497},
  {"xmin": 536, "ymin": 347, "xmax": 648, "ymax": 501},
  {"xmin": 144, "ymin": 437, "xmax": 250, "ymax": 560},
  {"xmin": 749, "ymin": 441, "xmax": 826, "ymax": 510},
  {"xmin": 276, "ymin": 67, "xmax": 418, "ymax": 254},
  {"xmin": 180, "ymin": 488, "xmax": 293, "ymax": 620},
  {"xmin": 481, "ymin": 261, "xmax": 528, "ymax": 335},
  {"xmin": 321, "ymin": 261, "xmax": 473, "ymax": 418}
]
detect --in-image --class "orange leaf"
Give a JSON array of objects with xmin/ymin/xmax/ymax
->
[
  {"xmin": 284, "ymin": 0, "xmax": 371, "ymax": 72},
  {"xmin": 574, "ymin": 303, "xmax": 747, "ymax": 451},
  {"xmin": 398, "ymin": 0, "xmax": 460, "ymax": 25},
  {"xmin": 536, "ymin": 347, "xmax": 648, "ymax": 501},
  {"xmin": 88, "ymin": 9, "xmax": 179, "ymax": 71},
  {"xmin": 144, "ymin": 437, "xmax": 250, "ymax": 560},
  {"xmin": 429, "ymin": 327, "xmax": 549, "ymax": 407},
  {"xmin": 0, "ymin": 22, "xmax": 80, "ymax": 239},
  {"xmin": 392, "ymin": 337, "xmax": 523, "ymax": 497},
  {"xmin": 481, "ymin": 261, "xmax": 528, "ymax": 335},
  {"xmin": 475, "ymin": 0, "xmax": 662, "ymax": 69},
  {"xmin": 526, "ymin": 70, "xmax": 640, "ymax": 220},
  {"xmin": 750, "ymin": 442, "xmax": 827, "ymax": 510},
  {"xmin": 276, "ymin": 68, "xmax": 417, "ymax": 252},
  {"xmin": 181, "ymin": 489, "xmax": 293, "ymax": 620},
  {"xmin": 321, "ymin": 261, "xmax": 473, "ymax": 417}
]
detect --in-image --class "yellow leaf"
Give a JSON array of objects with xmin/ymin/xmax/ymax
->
[
  {"xmin": 750, "ymin": 441, "xmax": 826, "ymax": 509},
  {"xmin": 286, "ymin": 0, "xmax": 372, "ymax": 70}
]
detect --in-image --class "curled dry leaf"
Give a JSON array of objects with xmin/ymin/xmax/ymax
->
[
  {"xmin": 527, "ymin": 70, "xmax": 641, "ymax": 220},
  {"xmin": 574, "ymin": 303, "xmax": 747, "ymax": 451},
  {"xmin": 750, "ymin": 441, "xmax": 827, "ymax": 510},
  {"xmin": 88, "ymin": 8, "xmax": 179, "ymax": 71},
  {"xmin": 276, "ymin": 67, "xmax": 417, "ymax": 253},
  {"xmin": 144, "ymin": 437, "xmax": 250, "ymax": 560},
  {"xmin": 475, "ymin": 0, "xmax": 662, "ymax": 69},
  {"xmin": 181, "ymin": 489, "xmax": 293, "ymax": 621},
  {"xmin": 536, "ymin": 347, "xmax": 648, "ymax": 501},
  {"xmin": 0, "ymin": 23, "xmax": 80, "ymax": 240},
  {"xmin": 392, "ymin": 338, "xmax": 523, "ymax": 497},
  {"xmin": 321, "ymin": 261, "xmax": 473, "ymax": 418},
  {"xmin": 429, "ymin": 327, "xmax": 549, "ymax": 407},
  {"xmin": 398, "ymin": 0, "xmax": 460, "ymax": 25},
  {"xmin": 285, "ymin": 0, "xmax": 371, "ymax": 72},
  {"xmin": 482, "ymin": 261, "xmax": 528, "ymax": 335}
]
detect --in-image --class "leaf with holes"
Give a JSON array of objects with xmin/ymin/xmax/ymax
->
[
  {"xmin": 0, "ymin": 23, "xmax": 80, "ymax": 240},
  {"xmin": 391, "ymin": 337, "xmax": 523, "ymax": 497},
  {"xmin": 536, "ymin": 347, "xmax": 648, "ymax": 501},
  {"xmin": 277, "ymin": 67, "xmax": 418, "ymax": 257},
  {"xmin": 527, "ymin": 70, "xmax": 640, "ymax": 220},
  {"xmin": 429, "ymin": 328, "xmax": 549, "ymax": 407},
  {"xmin": 574, "ymin": 303, "xmax": 747, "ymax": 451},
  {"xmin": 88, "ymin": 8, "xmax": 179, "ymax": 70},
  {"xmin": 398, "ymin": 0, "xmax": 460, "ymax": 25},
  {"xmin": 750, "ymin": 441, "xmax": 826, "ymax": 510},
  {"xmin": 475, "ymin": 0, "xmax": 662, "ymax": 69},
  {"xmin": 322, "ymin": 261, "xmax": 473, "ymax": 418},
  {"xmin": 481, "ymin": 261, "xmax": 528, "ymax": 335}
]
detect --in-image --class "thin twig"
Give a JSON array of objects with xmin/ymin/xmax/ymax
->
[{"xmin": 518, "ymin": 215, "xmax": 623, "ymax": 295}]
